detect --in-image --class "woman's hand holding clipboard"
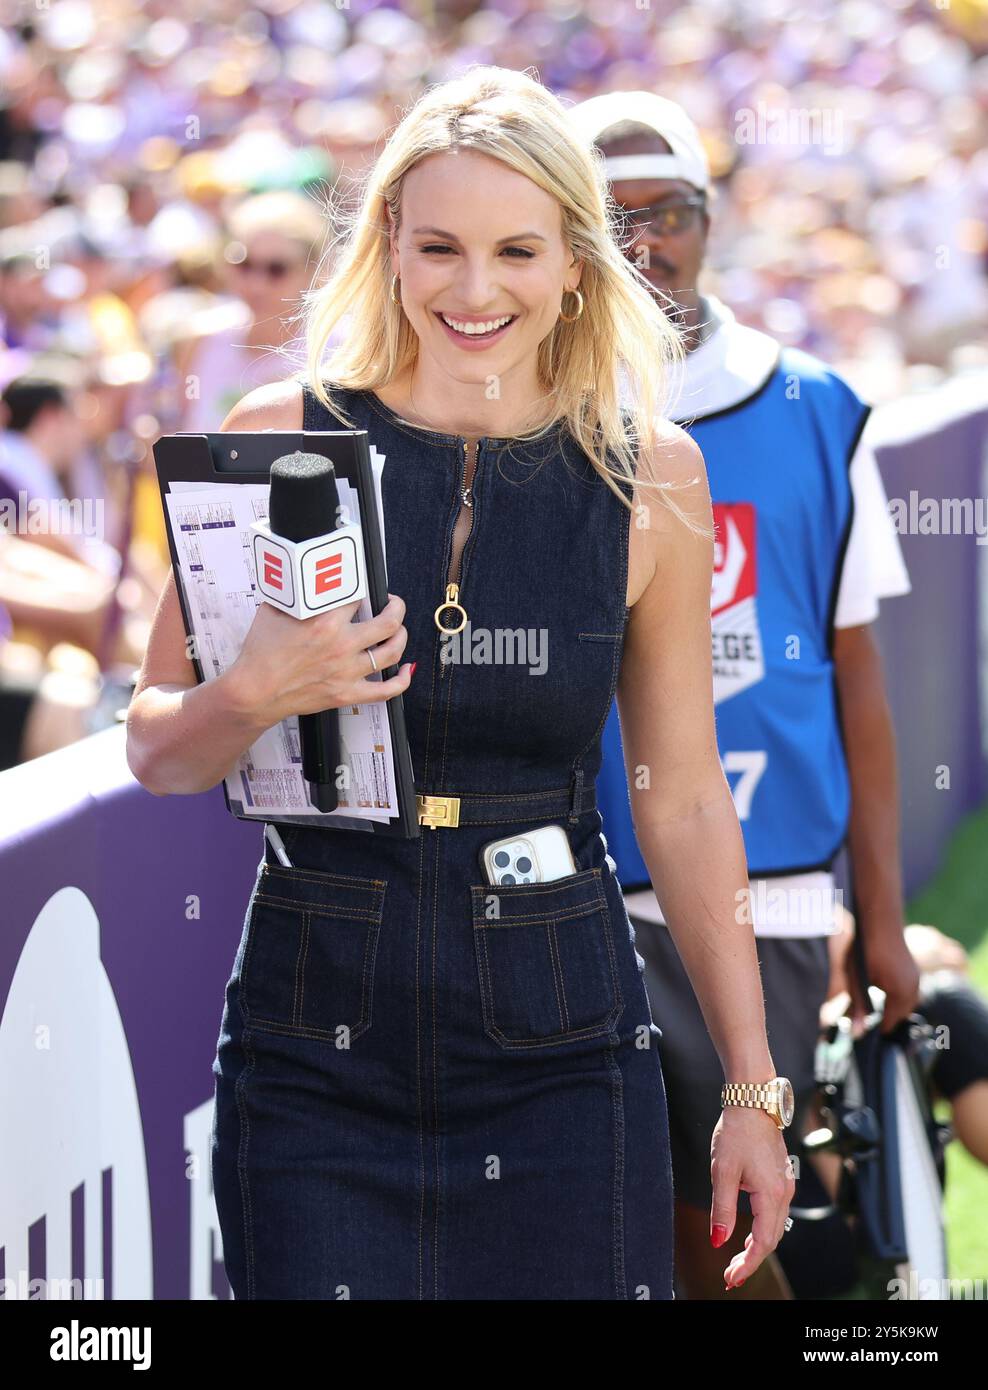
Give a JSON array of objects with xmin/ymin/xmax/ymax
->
[{"xmin": 227, "ymin": 591, "xmax": 414, "ymax": 729}]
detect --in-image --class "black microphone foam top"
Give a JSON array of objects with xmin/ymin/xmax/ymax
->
[{"xmin": 268, "ymin": 450, "xmax": 341, "ymax": 543}]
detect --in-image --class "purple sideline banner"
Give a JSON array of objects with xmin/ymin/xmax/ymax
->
[
  {"xmin": 869, "ymin": 375, "xmax": 988, "ymax": 894},
  {"xmin": 0, "ymin": 725, "xmax": 261, "ymax": 1300}
]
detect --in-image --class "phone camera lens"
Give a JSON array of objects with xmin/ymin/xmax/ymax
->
[
  {"xmin": 516, "ymin": 856, "xmax": 532, "ymax": 873},
  {"xmin": 493, "ymin": 850, "xmax": 510, "ymax": 868},
  {"xmin": 501, "ymin": 873, "xmax": 516, "ymax": 884}
]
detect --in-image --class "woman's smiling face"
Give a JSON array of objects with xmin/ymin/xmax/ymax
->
[{"xmin": 389, "ymin": 148, "xmax": 582, "ymax": 388}]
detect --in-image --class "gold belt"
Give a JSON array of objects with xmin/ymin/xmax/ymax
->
[{"xmin": 415, "ymin": 785, "xmax": 596, "ymax": 828}]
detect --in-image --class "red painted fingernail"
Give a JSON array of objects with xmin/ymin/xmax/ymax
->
[
  {"xmin": 711, "ymin": 1224, "xmax": 728, "ymax": 1248},
  {"xmin": 409, "ymin": 662, "xmax": 417, "ymax": 677},
  {"xmin": 736, "ymin": 1277, "xmax": 746, "ymax": 1287}
]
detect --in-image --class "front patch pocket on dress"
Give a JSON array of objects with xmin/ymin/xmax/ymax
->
[
  {"xmin": 470, "ymin": 867, "xmax": 623, "ymax": 1049},
  {"xmin": 240, "ymin": 865, "xmax": 386, "ymax": 1045}
]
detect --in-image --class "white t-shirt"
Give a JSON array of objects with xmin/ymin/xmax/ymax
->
[{"xmin": 623, "ymin": 295, "xmax": 911, "ymax": 937}]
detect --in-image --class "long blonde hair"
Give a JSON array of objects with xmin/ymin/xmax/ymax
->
[{"xmin": 301, "ymin": 65, "xmax": 692, "ymax": 517}]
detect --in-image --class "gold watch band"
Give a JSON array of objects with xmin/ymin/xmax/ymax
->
[
  {"xmin": 721, "ymin": 1082, "xmax": 778, "ymax": 1109},
  {"xmin": 721, "ymin": 1077, "xmax": 794, "ymax": 1130}
]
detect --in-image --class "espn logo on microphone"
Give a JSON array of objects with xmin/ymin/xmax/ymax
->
[{"xmin": 250, "ymin": 518, "xmax": 367, "ymax": 618}]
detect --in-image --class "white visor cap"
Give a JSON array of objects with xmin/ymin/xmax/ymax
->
[{"xmin": 569, "ymin": 91, "xmax": 711, "ymax": 194}]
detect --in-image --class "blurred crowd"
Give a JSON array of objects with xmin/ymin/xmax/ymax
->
[{"xmin": 1, "ymin": 0, "xmax": 987, "ymax": 769}]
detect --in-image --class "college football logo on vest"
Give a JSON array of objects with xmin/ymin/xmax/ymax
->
[{"xmin": 711, "ymin": 502, "xmax": 764, "ymax": 704}]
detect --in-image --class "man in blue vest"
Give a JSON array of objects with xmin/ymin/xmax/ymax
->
[{"xmin": 571, "ymin": 92, "xmax": 919, "ymax": 1298}]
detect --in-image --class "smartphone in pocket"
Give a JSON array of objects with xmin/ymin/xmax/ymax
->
[{"xmin": 480, "ymin": 823, "xmax": 579, "ymax": 886}]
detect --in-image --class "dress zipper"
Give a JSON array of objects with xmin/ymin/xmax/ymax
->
[{"xmin": 434, "ymin": 437, "xmax": 479, "ymax": 673}]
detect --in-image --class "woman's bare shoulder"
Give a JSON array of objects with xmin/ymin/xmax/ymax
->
[
  {"xmin": 219, "ymin": 377, "xmax": 306, "ymax": 432},
  {"xmin": 640, "ymin": 417, "xmax": 705, "ymax": 484},
  {"xmin": 629, "ymin": 418, "xmax": 707, "ymax": 530}
]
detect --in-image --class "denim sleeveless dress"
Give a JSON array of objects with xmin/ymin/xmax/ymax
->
[{"xmin": 210, "ymin": 383, "xmax": 675, "ymax": 1300}]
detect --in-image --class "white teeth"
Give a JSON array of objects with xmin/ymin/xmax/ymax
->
[{"xmin": 441, "ymin": 313, "xmax": 513, "ymax": 336}]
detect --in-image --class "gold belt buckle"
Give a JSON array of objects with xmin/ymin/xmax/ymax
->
[{"xmin": 417, "ymin": 793, "xmax": 461, "ymax": 829}]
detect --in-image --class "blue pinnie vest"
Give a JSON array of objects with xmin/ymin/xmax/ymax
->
[{"xmin": 598, "ymin": 346, "xmax": 870, "ymax": 882}]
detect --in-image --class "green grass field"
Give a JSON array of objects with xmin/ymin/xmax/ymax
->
[{"xmin": 905, "ymin": 801, "xmax": 988, "ymax": 1283}]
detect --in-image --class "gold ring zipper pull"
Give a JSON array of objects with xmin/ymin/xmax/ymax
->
[
  {"xmin": 436, "ymin": 439, "xmax": 476, "ymax": 651},
  {"xmin": 434, "ymin": 582, "xmax": 467, "ymax": 634}
]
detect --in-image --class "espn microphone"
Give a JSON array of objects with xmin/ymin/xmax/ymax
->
[{"xmin": 253, "ymin": 451, "xmax": 369, "ymax": 813}]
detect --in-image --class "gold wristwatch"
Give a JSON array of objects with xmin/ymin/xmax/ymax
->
[{"xmin": 721, "ymin": 1077, "xmax": 795, "ymax": 1130}]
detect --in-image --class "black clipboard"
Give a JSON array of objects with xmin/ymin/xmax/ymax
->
[{"xmin": 152, "ymin": 429, "xmax": 420, "ymax": 839}]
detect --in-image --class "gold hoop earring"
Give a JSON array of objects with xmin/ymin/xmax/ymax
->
[
  {"xmin": 390, "ymin": 273, "xmax": 401, "ymax": 306},
  {"xmin": 557, "ymin": 288, "xmax": 584, "ymax": 323}
]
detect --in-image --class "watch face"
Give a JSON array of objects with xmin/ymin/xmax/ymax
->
[{"xmin": 779, "ymin": 1077, "xmax": 795, "ymax": 1127}]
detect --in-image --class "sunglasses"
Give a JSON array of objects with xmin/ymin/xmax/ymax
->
[
  {"xmin": 615, "ymin": 195, "xmax": 707, "ymax": 239},
  {"xmin": 231, "ymin": 256, "xmax": 307, "ymax": 281}
]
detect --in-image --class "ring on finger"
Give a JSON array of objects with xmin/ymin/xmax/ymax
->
[{"xmin": 366, "ymin": 646, "xmax": 378, "ymax": 674}]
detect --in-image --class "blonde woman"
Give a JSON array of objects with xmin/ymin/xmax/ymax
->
[{"xmin": 126, "ymin": 65, "xmax": 794, "ymax": 1300}]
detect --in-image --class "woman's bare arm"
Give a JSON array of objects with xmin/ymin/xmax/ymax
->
[
  {"xmin": 617, "ymin": 426, "xmax": 792, "ymax": 1284},
  {"xmin": 619, "ymin": 427, "xmax": 770, "ymax": 1079},
  {"xmin": 124, "ymin": 564, "xmax": 271, "ymax": 795}
]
